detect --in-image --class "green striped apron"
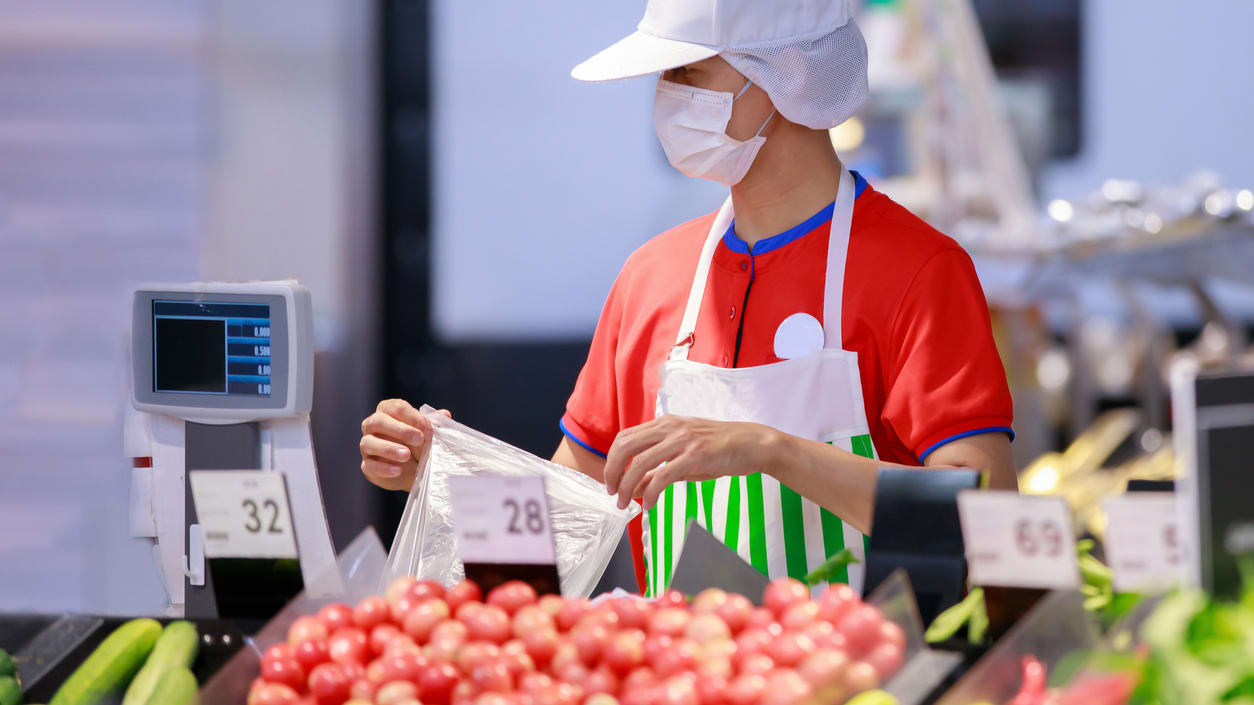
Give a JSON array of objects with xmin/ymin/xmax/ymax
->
[{"xmin": 644, "ymin": 165, "xmax": 875, "ymax": 596}]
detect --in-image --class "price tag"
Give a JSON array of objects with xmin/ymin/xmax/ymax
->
[
  {"xmin": 189, "ymin": 470, "xmax": 298, "ymax": 559},
  {"xmin": 447, "ymin": 475, "xmax": 556, "ymax": 565},
  {"xmin": 1103, "ymin": 495, "xmax": 1184, "ymax": 593},
  {"xmin": 957, "ymin": 491, "xmax": 1079, "ymax": 589}
]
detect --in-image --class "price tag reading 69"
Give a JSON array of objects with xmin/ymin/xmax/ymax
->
[
  {"xmin": 448, "ymin": 475, "xmax": 557, "ymax": 566},
  {"xmin": 957, "ymin": 491, "xmax": 1079, "ymax": 589}
]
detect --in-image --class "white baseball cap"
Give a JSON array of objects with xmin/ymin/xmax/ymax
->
[{"xmin": 571, "ymin": 0, "xmax": 869, "ymax": 130}]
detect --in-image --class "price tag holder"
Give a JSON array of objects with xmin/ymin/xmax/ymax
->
[
  {"xmin": 957, "ymin": 491, "xmax": 1079, "ymax": 590},
  {"xmin": 1103, "ymin": 495, "xmax": 1184, "ymax": 593},
  {"xmin": 188, "ymin": 470, "xmax": 298, "ymax": 559},
  {"xmin": 447, "ymin": 475, "xmax": 561, "ymax": 595}
]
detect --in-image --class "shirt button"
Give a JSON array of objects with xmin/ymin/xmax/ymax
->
[
  {"xmin": 729, "ymin": 305, "xmax": 736, "ymax": 319},
  {"xmin": 739, "ymin": 261, "xmax": 748, "ymax": 272},
  {"xmin": 722, "ymin": 354, "xmax": 730, "ymax": 366}
]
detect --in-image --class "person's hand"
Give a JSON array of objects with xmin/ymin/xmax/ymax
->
[
  {"xmin": 359, "ymin": 399, "xmax": 451, "ymax": 491},
  {"xmin": 603, "ymin": 415, "xmax": 784, "ymax": 510}
]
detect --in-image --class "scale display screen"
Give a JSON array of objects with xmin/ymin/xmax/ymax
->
[{"xmin": 153, "ymin": 300, "xmax": 273, "ymax": 397}]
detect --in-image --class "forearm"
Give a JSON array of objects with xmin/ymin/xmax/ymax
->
[{"xmin": 766, "ymin": 432, "xmax": 914, "ymax": 534}]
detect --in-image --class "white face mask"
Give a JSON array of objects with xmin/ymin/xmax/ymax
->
[{"xmin": 653, "ymin": 78, "xmax": 776, "ymax": 187}]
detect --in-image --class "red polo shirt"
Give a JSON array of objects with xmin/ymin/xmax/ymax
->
[{"xmin": 561, "ymin": 173, "xmax": 1013, "ymax": 592}]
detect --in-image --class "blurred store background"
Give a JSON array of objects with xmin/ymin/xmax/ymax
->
[{"xmin": 1, "ymin": 0, "xmax": 1252, "ymax": 615}]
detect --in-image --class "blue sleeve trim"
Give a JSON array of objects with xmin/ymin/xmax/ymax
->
[
  {"xmin": 918, "ymin": 426, "xmax": 1015, "ymax": 463},
  {"xmin": 559, "ymin": 418, "xmax": 608, "ymax": 458}
]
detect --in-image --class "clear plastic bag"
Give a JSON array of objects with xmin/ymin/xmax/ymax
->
[{"xmin": 381, "ymin": 406, "xmax": 639, "ymax": 597}]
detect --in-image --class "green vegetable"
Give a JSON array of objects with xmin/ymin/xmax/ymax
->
[
  {"xmin": 50, "ymin": 618, "xmax": 161, "ymax": 705},
  {"xmin": 803, "ymin": 549, "xmax": 858, "ymax": 587},
  {"xmin": 122, "ymin": 622, "xmax": 198, "ymax": 705},
  {"xmin": 0, "ymin": 649, "xmax": 14, "ymax": 679},
  {"xmin": 0, "ymin": 676, "xmax": 19, "ymax": 705},
  {"xmin": 142, "ymin": 668, "xmax": 196, "ymax": 705},
  {"xmin": 925, "ymin": 587, "xmax": 984, "ymax": 643},
  {"xmin": 967, "ymin": 595, "xmax": 990, "ymax": 644}
]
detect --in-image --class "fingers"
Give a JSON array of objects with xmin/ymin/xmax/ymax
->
[
  {"xmin": 362, "ymin": 410, "xmax": 427, "ymax": 447},
  {"xmin": 360, "ymin": 433, "xmax": 412, "ymax": 464},
  {"xmin": 361, "ymin": 458, "xmax": 416, "ymax": 492},
  {"xmin": 615, "ymin": 435, "xmax": 682, "ymax": 510},
  {"xmin": 640, "ymin": 461, "xmax": 689, "ymax": 510},
  {"xmin": 376, "ymin": 398, "xmax": 432, "ymax": 434},
  {"xmin": 604, "ymin": 418, "xmax": 669, "ymax": 494}
]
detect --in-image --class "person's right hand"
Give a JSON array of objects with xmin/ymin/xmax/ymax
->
[{"xmin": 359, "ymin": 399, "xmax": 449, "ymax": 491}]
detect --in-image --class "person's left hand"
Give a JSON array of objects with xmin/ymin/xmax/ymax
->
[{"xmin": 603, "ymin": 415, "xmax": 784, "ymax": 510}]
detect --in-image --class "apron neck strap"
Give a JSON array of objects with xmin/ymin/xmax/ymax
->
[{"xmin": 668, "ymin": 165, "xmax": 856, "ymax": 362}]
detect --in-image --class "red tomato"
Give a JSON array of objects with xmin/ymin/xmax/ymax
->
[
  {"xmin": 647, "ymin": 608, "xmax": 691, "ymax": 638},
  {"xmin": 725, "ymin": 674, "xmax": 766, "ymax": 705},
  {"xmin": 550, "ymin": 637, "xmax": 582, "ymax": 673},
  {"xmin": 375, "ymin": 680, "xmax": 420, "ymax": 705},
  {"xmin": 455, "ymin": 641, "xmax": 501, "ymax": 674},
  {"xmin": 697, "ymin": 674, "xmax": 730, "ymax": 705},
  {"xmin": 474, "ymin": 693, "xmax": 512, "ymax": 705},
  {"xmin": 445, "ymin": 580, "xmax": 483, "ymax": 612},
  {"xmin": 521, "ymin": 627, "xmax": 559, "ymax": 666},
  {"xmin": 737, "ymin": 653, "xmax": 775, "ymax": 676},
  {"xmin": 761, "ymin": 669, "xmax": 812, "ymax": 705},
  {"xmin": 407, "ymin": 579, "xmax": 447, "ymax": 602},
  {"xmin": 765, "ymin": 631, "xmax": 814, "ymax": 668},
  {"xmin": 390, "ymin": 596, "xmax": 424, "ymax": 624},
  {"xmin": 500, "ymin": 649, "xmax": 535, "ymax": 679},
  {"xmin": 713, "ymin": 594, "xmax": 753, "ymax": 633},
  {"xmin": 378, "ymin": 650, "xmax": 426, "ymax": 683},
  {"xmin": 464, "ymin": 604, "xmax": 512, "ymax": 643},
  {"xmin": 779, "ymin": 601, "xmax": 820, "ymax": 631},
  {"xmin": 733, "ymin": 628, "xmax": 771, "ymax": 660},
  {"xmin": 404, "ymin": 598, "xmax": 451, "ymax": 643},
  {"xmin": 307, "ymin": 662, "xmax": 352, "ymax": 705},
  {"xmin": 650, "ymin": 638, "xmax": 697, "ymax": 678},
  {"xmin": 608, "ymin": 598, "xmax": 653, "ymax": 631},
  {"xmin": 571, "ymin": 623, "xmax": 610, "ymax": 665},
  {"xmin": 537, "ymin": 594, "xmax": 565, "ymax": 617},
  {"xmin": 431, "ymin": 619, "xmax": 469, "ymax": 644},
  {"xmin": 817, "ymin": 584, "xmax": 858, "ymax": 625},
  {"xmin": 317, "ymin": 603, "xmax": 355, "ymax": 634},
  {"xmin": 744, "ymin": 607, "xmax": 776, "ymax": 631},
  {"xmin": 683, "ymin": 613, "xmax": 730, "ymax": 644},
  {"xmin": 327, "ymin": 628, "xmax": 369, "ymax": 666},
  {"xmin": 348, "ymin": 678, "xmax": 376, "ymax": 701},
  {"xmin": 801, "ymin": 620, "xmax": 836, "ymax": 648},
  {"xmin": 512, "ymin": 604, "xmax": 555, "ymax": 637},
  {"xmin": 470, "ymin": 658, "xmax": 513, "ymax": 692},
  {"xmin": 586, "ymin": 695, "xmax": 622, "ymax": 705},
  {"xmin": 249, "ymin": 682, "xmax": 301, "ymax": 705},
  {"xmin": 339, "ymin": 660, "xmax": 366, "ymax": 684},
  {"xmin": 863, "ymin": 642, "xmax": 904, "ymax": 680},
  {"xmin": 798, "ymin": 648, "xmax": 849, "ymax": 689},
  {"xmin": 555, "ymin": 599, "xmax": 591, "ymax": 632},
  {"xmin": 265, "ymin": 643, "xmax": 297, "ymax": 663},
  {"xmin": 451, "ymin": 679, "xmax": 479, "ymax": 705},
  {"xmin": 762, "ymin": 579, "xmax": 810, "ymax": 617},
  {"xmin": 555, "ymin": 660, "xmax": 590, "ymax": 689},
  {"xmin": 262, "ymin": 657, "xmax": 308, "ymax": 693},
  {"xmin": 655, "ymin": 590, "xmax": 687, "ymax": 609},
  {"xmin": 424, "ymin": 637, "xmax": 462, "ymax": 663},
  {"xmin": 657, "ymin": 675, "xmax": 699, "ymax": 705},
  {"xmin": 288, "ymin": 617, "xmax": 329, "ymax": 647},
  {"xmin": 602, "ymin": 629, "xmax": 645, "ymax": 675},
  {"xmin": 487, "ymin": 580, "xmax": 539, "ymax": 615},
  {"xmin": 386, "ymin": 577, "xmax": 419, "ymax": 605},
  {"xmin": 691, "ymin": 588, "xmax": 729, "ymax": 613},
  {"xmin": 621, "ymin": 667, "xmax": 657, "ymax": 692},
  {"xmin": 369, "ymin": 624, "xmax": 403, "ymax": 656},
  {"xmin": 519, "ymin": 671, "xmax": 554, "ymax": 694},
  {"xmin": 583, "ymin": 665, "xmax": 620, "ymax": 695},
  {"xmin": 417, "ymin": 661, "xmax": 461, "ymax": 705},
  {"xmin": 385, "ymin": 635, "xmax": 420, "ymax": 656},
  {"xmin": 352, "ymin": 596, "xmax": 390, "ymax": 630},
  {"xmin": 879, "ymin": 620, "xmax": 907, "ymax": 651},
  {"xmin": 694, "ymin": 653, "xmax": 733, "ymax": 680},
  {"xmin": 839, "ymin": 661, "xmax": 880, "ymax": 696},
  {"xmin": 834, "ymin": 605, "xmax": 883, "ymax": 656},
  {"xmin": 293, "ymin": 638, "xmax": 330, "ymax": 672}
]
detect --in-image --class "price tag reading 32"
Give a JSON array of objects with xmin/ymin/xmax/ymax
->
[
  {"xmin": 447, "ymin": 475, "xmax": 557, "ymax": 566},
  {"xmin": 188, "ymin": 470, "xmax": 298, "ymax": 559},
  {"xmin": 1102, "ymin": 495, "xmax": 1184, "ymax": 593},
  {"xmin": 957, "ymin": 491, "xmax": 1079, "ymax": 589}
]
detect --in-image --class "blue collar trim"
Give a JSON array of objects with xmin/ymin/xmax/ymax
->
[{"xmin": 722, "ymin": 170, "xmax": 868, "ymax": 256}]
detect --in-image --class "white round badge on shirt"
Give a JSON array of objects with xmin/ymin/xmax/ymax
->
[{"xmin": 773, "ymin": 312, "xmax": 825, "ymax": 360}]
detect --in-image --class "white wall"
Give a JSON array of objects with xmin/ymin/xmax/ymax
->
[{"xmin": 1042, "ymin": 0, "xmax": 1254, "ymax": 199}]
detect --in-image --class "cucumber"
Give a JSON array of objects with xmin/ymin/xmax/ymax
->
[
  {"xmin": 143, "ymin": 668, "xmax": 196, "ymax": 705},
  {"xmin": 50, "ymin": 618, "xmax": 162, "ymax": 705},
  {"xmin": 0, "ymin": 649, "xmax": 14, "ymax": 679},
  {"xmin": 0, "ymin": 676, "xmax": 19, "ymax": 705},
  {"xmin": 122, "ymin": 622, "xmax": 198, "ymax": 705}
]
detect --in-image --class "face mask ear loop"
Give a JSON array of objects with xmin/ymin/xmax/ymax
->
[
  {"xmin": 753, "ymin": 109, "xmax": 777, "ymax": 139},
  {"xmin": 732, "ymin": 79, "xmax": 754, "ymax": 101}
]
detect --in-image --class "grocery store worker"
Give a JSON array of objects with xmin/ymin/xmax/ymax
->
[{"xmin": 359, "ymin": 0, "xmax": 1016, "ymax": 596}]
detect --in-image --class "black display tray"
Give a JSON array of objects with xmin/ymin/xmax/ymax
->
[{"xmin": 0, "ymin": 614, "xmax": 246, "ymax": 703}]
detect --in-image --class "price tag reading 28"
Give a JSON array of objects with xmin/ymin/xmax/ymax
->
[
  {"xmin": 957, "ymin": 491, "xmax": 1080, "ymax": 589},
  {"xmin": 448, "ymin": 475, "xmax": 557, "ymax": 566}
]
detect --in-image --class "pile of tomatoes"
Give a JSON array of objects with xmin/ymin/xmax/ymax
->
[{"xmin": 247, "ymin": 577, "xmax": 907, "ymax": 705}]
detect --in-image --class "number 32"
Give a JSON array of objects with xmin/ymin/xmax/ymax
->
[{"xmin": 243, "ymin": 498, "xmax": 282, "ymax": 534}]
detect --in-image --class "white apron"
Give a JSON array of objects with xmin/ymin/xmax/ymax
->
[{"xmin": 643, "ymin": 166, "xmax": 879, "ymax": 597}]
